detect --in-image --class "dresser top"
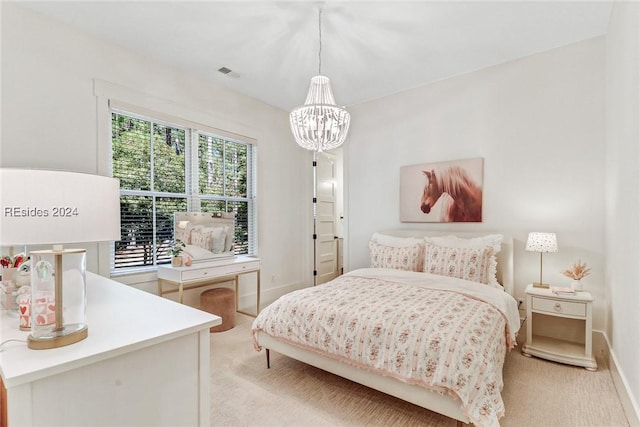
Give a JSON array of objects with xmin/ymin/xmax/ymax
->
[{"xmin": 0, "ymin": 272, "xmax": 220, "ymax": 388}]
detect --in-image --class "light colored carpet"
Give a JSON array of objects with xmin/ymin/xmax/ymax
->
[{"xmin": 210, "ymin": 314, "xmax": 629, "ymax": 427}]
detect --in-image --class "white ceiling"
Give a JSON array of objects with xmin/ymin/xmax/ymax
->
[{"xmin": 15, "ymin": 1, "xmax": 613, "ymax": 111}]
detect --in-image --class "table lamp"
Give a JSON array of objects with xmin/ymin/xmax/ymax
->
[
  {"xmin": 1, "ymin": 169, "xmax": 120, "ymax": 349},
  {"xmin": 525, "ymin": 232, "xmax": 558, "ymax": 289}
]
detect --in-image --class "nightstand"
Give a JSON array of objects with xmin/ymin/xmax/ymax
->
[{"xmin": 522, "ymin": 284, "xmax": 596, "ymax": 371}]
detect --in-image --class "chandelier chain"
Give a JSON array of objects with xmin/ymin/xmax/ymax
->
[{"xmin": 318, "ymin": 8, "xmax": 322, "ymax": 75}]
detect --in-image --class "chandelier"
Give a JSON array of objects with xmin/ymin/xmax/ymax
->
[{"xmin": 290, "ymin": 9, "xmax": 351, "ymax": 152}]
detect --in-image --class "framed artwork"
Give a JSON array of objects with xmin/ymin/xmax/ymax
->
[{"xmin": 400, "ymin": 157, "xmax": 484, "ymax": 223}]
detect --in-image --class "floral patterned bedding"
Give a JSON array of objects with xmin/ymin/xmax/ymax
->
[{"xmin": 251, "ymin": 268, "xmax": 520, "ymax": 427}]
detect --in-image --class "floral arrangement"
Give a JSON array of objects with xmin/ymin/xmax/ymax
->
[
  {"xmin": 167, "ymin": 239, "xmax": 185, "ymax": 257},
  {"xmin": 562, "ymin": 260, "xmax": 591, "ymax": 280}
]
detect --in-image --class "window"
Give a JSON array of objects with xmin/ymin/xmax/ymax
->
[{"xmin": 111, "ymin": 109, "xmax": 256, "ymax": 273}]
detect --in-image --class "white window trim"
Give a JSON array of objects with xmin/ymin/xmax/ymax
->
[{"xmin": 95, "ymin": 79, "xmax": 259, "ymax": 278}]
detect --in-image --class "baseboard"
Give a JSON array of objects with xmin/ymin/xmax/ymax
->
[
  {"xmin": 593, "ymin": 330, "xmax": 608, "ymax": 362},
  {"xmin": 238, "ymin": 281, "xmax": 306, "ymax": 313},
  {"xmin": 596, "ymin": 330, "xmax": 640, "ymax": 427},
  {"xmin": 116, "ymin": 269, "xmax": 307, "ymax": 313}
]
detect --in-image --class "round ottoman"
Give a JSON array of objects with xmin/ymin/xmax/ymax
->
[{"xmin": 200, "ymin": 288, "xmax": 236, "ymax": 333}]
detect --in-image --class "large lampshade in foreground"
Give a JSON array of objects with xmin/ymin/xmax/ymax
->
[
  {"xmin": 525, "ymin": 232, "xmax": 558, "ymax": 288},
  {"xmin": 0, "ymin": 169, "xmax": 120, "ymax": 349}
]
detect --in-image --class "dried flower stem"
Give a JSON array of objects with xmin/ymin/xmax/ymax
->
[{"xmin": 562, "ymin": 259, "xmax": 591, "ymax": 280}]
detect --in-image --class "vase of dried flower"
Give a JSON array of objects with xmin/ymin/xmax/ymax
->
[
  {"xmin": 570, "ymin": 279, "xmax": 583, "ymax": 291},
  {"xmin": 563, "ymin": 260, "xmax": 590, "ymax": 292}
]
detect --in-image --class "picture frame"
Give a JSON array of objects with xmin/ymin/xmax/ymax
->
[{"xmin": 400, "ymin": 157, "xmax": 484, "ymax": 223}]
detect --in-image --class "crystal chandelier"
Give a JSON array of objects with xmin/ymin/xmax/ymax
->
[{"xmin": 290, "ymin": 9, "xmax": 351, "ymax": 152}]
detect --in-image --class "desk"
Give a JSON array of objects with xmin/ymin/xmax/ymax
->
[
  {"xmin": 157, "ymin": 255, "xmax": 260, "ymax": 316},
  {"xmin": 0, "ymin": 272, "xmax": 220, "ymax": 426}
]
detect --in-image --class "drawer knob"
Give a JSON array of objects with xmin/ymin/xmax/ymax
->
[
  {"xmin": 554, "ymin": 303, "xmax": 562, "ymax": 312},
  {"xmin": 203, "ymin": 272, "xmax": 208, "ymax": 275}
]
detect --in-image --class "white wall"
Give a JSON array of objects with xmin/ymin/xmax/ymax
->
[
  {"xmin": 345, "ymin": 37, "xmax": 606, "ymax": 328},
  {"xmin": 0, "ymin": 3, "xmax": 314, "ymax": 305},
  {"xmin": 605, "ymin": 1, "xmax": 640, "ymax": 422}
]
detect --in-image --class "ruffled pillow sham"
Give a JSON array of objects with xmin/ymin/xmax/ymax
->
[
  {"xmin": 423, "ymin": 242, "xmax": 495, "ymax": 285},
  {"xmin": 175, "ymin": 222, "xmax": 196, "ymax": 245},
  {"xmin": 423, "ymin": 234, "xmax": 503, "ymax": 288},
  {"xmin": 367, "ymin": 232, "xmax": 504, "ymax": 286},
  {"xmin": 369, "ymin": 233, "xmax": 424, "ymax": 272}
]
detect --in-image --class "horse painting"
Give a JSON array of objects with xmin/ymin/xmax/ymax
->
[{"xmin": 420, "ymin": 166, "xmax": 482, "ymax": 222}]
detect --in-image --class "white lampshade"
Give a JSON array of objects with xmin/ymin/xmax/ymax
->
[
  {"xmin": 525, "ymin": 232, "xmax": 558, "ymax": 253},
  {"xmin": 1, "ymin": 168, "xmax": 121, "ymax": 350},
  {"xmin": 0, "ymin": 169, "xmax": 120, "ymax": 246}
]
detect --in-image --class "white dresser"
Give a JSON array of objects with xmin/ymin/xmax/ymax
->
[
  {"xmin": 157, "ymin": 255, "xmax": 261, "ymax": 316},
  {"xmin": 0, "ymin": 272, "xmax": 221, "ymax": 426}
]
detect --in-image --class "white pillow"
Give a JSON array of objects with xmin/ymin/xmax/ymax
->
[
  {"xmin": 223, "ymin": 224, "xmax": 234, "ymax": 252},
  {"xmin": 423, "ymin": 234, "xmax": 503, "ymax": 253},
  {"xmin": 182, "ymin": 244, "xmax": 215, "ymax": 261},
  {"xmin": 208, "ymin": 226, "xmax": 227, "ymax": 253},
  {"xmin": 423, "ymin": 234, "xmax": 503, "ymax": 288},
  {"xmin": 371, "ymin": 232, "xmax": 424, "ymax": 248}
]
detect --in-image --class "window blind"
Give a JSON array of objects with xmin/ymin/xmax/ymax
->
[
  {"xmin": 111, "ymin": 108, "xmax": 257, "ymax": 273},
  {"xmin": 198, "ymin": 132, "xmax": 254, "ymax": 256}
]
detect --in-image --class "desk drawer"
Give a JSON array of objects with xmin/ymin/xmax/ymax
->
[
  {"xmin": 531, "ymin": 296, "xmax": 586, "ymax": 317},
  {"xmin": 181, "ymin": 260, "xmax": 259, "ymax": 282}
]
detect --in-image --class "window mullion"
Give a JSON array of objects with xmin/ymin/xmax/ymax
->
[
  {"xmin": 189, "ymin": 129, "xmax": 200, "ymax": 211},
  {"xmin": 149, "ymin": 123, "xmax": 157, "ymax": 266},
  {"xmin": 222, "ymin": 139, "xmax": 227, "ymax": 200},
  {"xmin": 149, "ymin": 120, "xmax": 155, "ymax": 193},
  {"xmin": 248, "ymin": 144, "xmax": 257, "ymax": 255}
]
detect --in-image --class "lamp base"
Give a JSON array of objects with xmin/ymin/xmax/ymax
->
[
  {"xmin": 532, "ymin": 282, "xmax": 550, "ymax": 289},
  {"xmin": 27, "ymin": 324, "xmax": 88, "ymax": 350}
]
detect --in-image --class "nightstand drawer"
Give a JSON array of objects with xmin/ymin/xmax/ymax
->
[{"xmin": 531, "ymin": 296, "xmax": 586, "ymax": 317}]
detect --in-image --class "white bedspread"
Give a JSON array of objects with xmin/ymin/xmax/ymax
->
[{"xmin": 252, "ymin": 268, "xmax": 520, "ymax": 427}]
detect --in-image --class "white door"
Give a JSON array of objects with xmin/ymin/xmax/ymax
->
[{"xmin": 314, "ymin": 152, "xmax": 338, "ymax": 285}]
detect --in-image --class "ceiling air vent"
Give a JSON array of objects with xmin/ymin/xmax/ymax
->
[{"xmin": 217, "ymin": 66, "xmax": 240, "ymax": 79}]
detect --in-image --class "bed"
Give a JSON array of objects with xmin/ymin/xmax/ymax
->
[{"xmin": 251, "ymin": 230, "xmax": 520, "ymax": 427}]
